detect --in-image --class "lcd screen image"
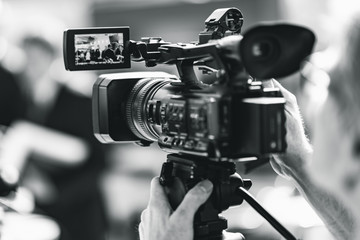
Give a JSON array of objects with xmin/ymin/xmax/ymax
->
[{"xmin": 74, "ymin": 33, "xmax": 125, "ymax": 66}]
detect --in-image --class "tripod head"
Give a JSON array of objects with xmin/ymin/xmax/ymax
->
[
  {"xmin": 160, "ymin": 154, "xmax": 251, "ymax": 239},
  {"xmin": 159, "ymin": 154, "xmax": 297, "ymax": 240}
]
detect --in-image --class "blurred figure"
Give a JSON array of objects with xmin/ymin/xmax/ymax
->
[
  {"xmin": 95, "ymin": 48, "xmax": 101, "ymax": 62},
  {"xmin": 0, "ymin": 15, "xmax": 108, "ymax": 240},
  {"xmin": 116, "ymin": 44, "xmax": 124, "ymax": 63},
  {"xmin": 103, "ymin": 43, "xmax": 115, "ymax": 62},
  {"xmin": 0, "ymin": 1, "xmax": 110, "ymax": 239},
  {"xmin": 17, "ymin": 34, "xmax": 108, "ymax": 240},
  {"xmin": 85, "ymin": 49, "xmax": 91, "ymax": 63},
  {"xmin": 309, "ymin": 14, "xmax": 360, "ymax": 238},
  {"xmin": 0, "ymin": 1, "xmax": 25, "ymax": 127},
  {"xmin": 269, "ymin": 14, "xmax": 360, "ymax": 238},
  {"xmin": 0, "ymin": 55, "xmax": 24, "ymax": 126},
  {"xmin": 103, "ymin": 42, "xmax": 119, "ymax": 62}
]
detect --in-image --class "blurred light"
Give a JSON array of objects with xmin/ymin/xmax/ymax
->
[
  {"xmin": 101, "ymin": 174, "xmax": 151, "ymax": 220},
  {"xmin": 300, "ymin": 52, "xmax": 332, "ymax": 113},
  {"xmin": 0, "ymin": 43, "xmax": 26, "ymax": 74},
  {"xmin": 50, "ymin": 59, "xmax": 94, "ymax": 98},
  {"xmin": 261, "ymin": 187, "xmax": 324, "ymax": 228},
  {"xmin": 0, "ymin": 37, "xmax": 7, "ymax": 61},
  {"xmin": 329, "ymin": 0, "xmax": 360, "ymax": 26},
  {"xmin": 2, "ymin": 213, "xmax": 60, "ymax": 240},
  {"xmin": 274, "ymin": 175, "xmax": 295, "ymax": 188},
  {"xmin": 256, "ymin": 186, "xmax": 278, "ymax": 200},
  {"xmin": 0, "ymin": 165, "xmax": 19, "ymax": 185},
  {"xmin": 303, "ymin": 226, "xmax": 336, "ymax": 240},
  {"xmin": 311, "ymin": 48, "xmax": 340, "ymax": 72},
  {"xmin": 238, "ymin": 207, "xmax": 264, "ymax": 229}
]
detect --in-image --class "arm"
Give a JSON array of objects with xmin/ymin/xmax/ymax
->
[
  {"xmin": 0, "ymin": 120, "xmax": 90, "ymax": 205},
  {"xmin": 270, "ymin": 80, "xmax": 356, "ymax": 240},
  {"xmin": 286, "ymin": 164, "xmax": 354, "ymax": 240},
  {"xmin": 1, "ymin": 120, "xmax": 89, "ymax": 169}
]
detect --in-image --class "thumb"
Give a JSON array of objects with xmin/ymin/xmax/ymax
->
[
  {"xmin": 261, "ymin": 78, "xmax": 275, "ymax": 88},
  {"xmin": 272, "ymin": 79, "xmax": 298, "ymax": 105},
  {"xmin": 171, "ymin": 180, "xmax": 213, "ymax": 221}
]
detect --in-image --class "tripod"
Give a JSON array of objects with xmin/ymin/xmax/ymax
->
[{"xmin": 159, "ymin": 154, "xmax": 297, "ymax": 240}]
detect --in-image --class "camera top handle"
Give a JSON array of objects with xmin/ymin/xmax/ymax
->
[
  {"xmin": 127, "ymin": 6, "xmax": 315, "ymax": 85},
  {"xmin": 199, "ymin": 7, "xmax": 243, "ymax": 44},
  {"xmin": 128, "ymin": 8, "xmax": 246, "ymax": 89},
  {"xmin": 128, "ymin": 36, "xmax": 234, "ymax": 89},
  {"xmin": 128, "ymin": 24, "xmax": 315, "ymax": 89}
]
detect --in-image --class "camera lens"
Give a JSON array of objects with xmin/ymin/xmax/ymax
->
[{"xmin": 126, "ymin": 78, "xmax": 171, "ymax": 141}]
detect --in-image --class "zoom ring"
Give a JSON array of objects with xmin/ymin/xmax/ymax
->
[{"xmin": 126, "ymin": 78, "xmax": 169, "ymax": 141}]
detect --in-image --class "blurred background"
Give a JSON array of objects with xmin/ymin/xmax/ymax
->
[{"xmin": 0, "ymin": 0, "xmax": 359, "ymax": 239}]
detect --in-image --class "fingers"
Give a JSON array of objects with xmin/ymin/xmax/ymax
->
[
  {"xmin": 140, "ymin": 179, "xmax": 213, "ymax": 240},
  {"xmin": 148, "ymin": 177, "xmax": 172, "ymax": 212},
  {"xmin": 138, "ymin": 221, "xmax": 144, "ymax": 240},
  {"xmin": 261, "ymin": 78, "xmax": 275, "ymax": 88},
  {"xmin": 272, "ymin": 80, "xmax": 304, "ymax": 128},
  {"xmin": 140, "ymin": 208, "xmax": 148, "ymax": 224},
  {"xmin": 269, "ymin": 155, "xmax": 286, "ymax": 177},
  {"xmin": 141, "ymin": 179, "xmax": 171, "ymax": 240},
  {"xmin": 171, "ymin": 180, "xmax": 213, "ymax": 222},
  {"xmin": 272, "ymin": 79, "xmax": 298, "ymax": 107},
  {"xmin": 149, "ymin": 177, "xmax": 168, "ymax": 206},
  {"xmin": 272, "ymin": 79, "xmax": 291, "ymax": 96}
]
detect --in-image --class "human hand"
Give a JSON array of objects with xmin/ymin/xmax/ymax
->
[
  {"xmin": 267, "ymin": 80, "xmax": 313, "ymax": 180},
  {"xmin": 139, "ymin": 177, "xmax": 245, "ymax": 240},
  {"xmin": 139, "ymin": 177, "xmax": 213, "ymax": 240}
]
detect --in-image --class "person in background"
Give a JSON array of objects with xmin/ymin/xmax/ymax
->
[
  {"xmin": 85, "ymin": 49, "xmax": 91, "ymax": 63},
  {"xmin": 0, "ymin": 59, "xmax": 24, "ymax": 127},
  {"xmin": 0, "ymin": 1, "xmax": 109, "ymax": 238},
  {"xmin": 138, "ymin": 13, "xmax": 360, "ymax": 240},
  {"xmin": 0, "ymin": 33, "xmax": 108, "ymax": 240},
  {"xmin": 116, "ymin": 44, "xmax": 124, "ymax": 63},
  {"xmin": 95, "ymin": 48, "xmax": 101, "ymax": 62},
  {"xmin": 103, "ymin": 43, "xmax": 116, "ymax": 62}
]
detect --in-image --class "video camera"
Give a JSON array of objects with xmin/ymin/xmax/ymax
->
[{"xmin": 63, "ymin": 7, "xmax": 315, "ymax": 240}]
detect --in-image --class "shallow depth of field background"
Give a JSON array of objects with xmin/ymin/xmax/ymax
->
[{"xmin": 1, "ymin": 0, "xmax": 359, "ymax": 239}]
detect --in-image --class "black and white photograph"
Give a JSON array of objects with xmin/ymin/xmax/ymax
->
[{"xmin": 0, "ymin": 0, "xmax": 359, "ymax": 240}]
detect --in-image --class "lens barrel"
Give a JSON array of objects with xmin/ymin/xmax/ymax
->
[{"xmin": 126, "ymin": 78, "xmax": 171, "ymax": 141}]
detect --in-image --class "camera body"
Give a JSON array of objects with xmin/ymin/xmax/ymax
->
[
  {"xmin": 63, "ymin": 7, "xmax": 315, "ymax": 239},
  {"xmin": 64, "ymin": 7, "xmax": 315, "ymax": 162},
  {"xmin": 93, "ymin": 71, "xmax": 286, "ymax": 160}
]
